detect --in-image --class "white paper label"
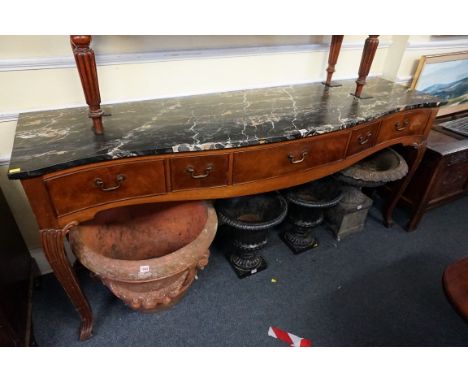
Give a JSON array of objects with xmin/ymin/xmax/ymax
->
[{"xmin": 140, "ymin": 265, "xmax": 150, "ymax": 273}]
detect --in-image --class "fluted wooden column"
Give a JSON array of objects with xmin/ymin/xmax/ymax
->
[
  {"xmin": 322, "ymin": 35, "xmax": 344, "ymax": 87},
  {"xmin": 70, "ymin": 35, "xmax": 104, "ymax": 135},
  {"xmin": 352, "ymin": 35, "xmax": 380, "ymax": 99}
]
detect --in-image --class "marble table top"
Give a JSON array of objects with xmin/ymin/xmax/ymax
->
[{"xmin": 8, "ymin": 77, "xmax": 442, "ymax": 179}]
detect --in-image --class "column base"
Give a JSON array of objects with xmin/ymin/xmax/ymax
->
[{"xmin": 322, "ymin": 81, "xmax": 342, "ymax": 88}]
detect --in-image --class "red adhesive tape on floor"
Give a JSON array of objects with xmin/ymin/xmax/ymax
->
[{"xmin": 268, "ymin": 326, "xmax": 312, "ymax": 347}]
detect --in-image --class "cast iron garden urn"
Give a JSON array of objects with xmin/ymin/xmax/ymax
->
[
  {"xmin": 215, "ymin": 192, "xmax": 288, "ymax": 278},
  {"xmin": 281, "ymin": 177, "xmax": 343, "ymax": 254}
]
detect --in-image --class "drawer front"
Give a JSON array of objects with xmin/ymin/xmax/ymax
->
[
  {"xmin": 346, "ymin": 121, "xmax": 381, "ymax": 156},
  {"xmin": 377, "ymin": 110, "xmax": 431, "ymax": 143},
  {"xmin": 233, "ymin": 133, "xmax": 349, "ymax": 184},
  {"xmin": 170, "ymin": 154, "xmax": 229, "ymax": 191},
  {"xmin": 45, "ymin": 159, "xmax": 166, "ymax": 216}
]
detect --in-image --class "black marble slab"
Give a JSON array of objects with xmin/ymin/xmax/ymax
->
[{"xmin": 8, "ymin": 78, "xmax": 442, "ymax": 179}]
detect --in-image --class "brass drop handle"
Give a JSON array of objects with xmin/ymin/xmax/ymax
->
[
  {"xmin": 186, "ymin": 165, "xmax": 213, "ymax": 179},
  {"xmin": 395, "ymin": 119, "xmax": 410, "ymax": 131},
  {"xmin": 358, "ymin": 131, "xmax": 373, "ymax": 145},
  {"xmin": 288, "ymin": 151, "xmax": 308, "ymax": 164},
  {"xmin": 94, "ymin": 174, "xmax": 126, "ymax": 192}
]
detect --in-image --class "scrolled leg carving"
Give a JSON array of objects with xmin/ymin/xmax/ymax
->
[
  {"xmin": 70, "ymin": 35, "xmax": 104, "ymax": 135},
  {"xmin": 40, "ymin": 221, "xmax": 93, "ymax": 340},
  {"xmin": 383, "ymin": 143, "xmax": 427, "ymax": 228}
]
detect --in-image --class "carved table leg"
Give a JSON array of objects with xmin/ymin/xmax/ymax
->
[
  {"xmin": 322, "ymin": 35, "xmax": 344, "ymax": 87},
  {"xmin": 40, "ymin": 222, "xmax": 93, "ymax": 340},
  {"xmin": 352, "ymin": 35, "xmax": 379, "ymax": 99},
  {"xmin": 383, "ymin": 144, "xmax": 427, "ymax": 228},
  {"xmin": 70, "ymin": 35, "xmax": 104, "ymax": 135}
]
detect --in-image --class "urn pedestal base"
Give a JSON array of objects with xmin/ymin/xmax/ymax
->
[
  {"xmin": 326, "ymin": 186, "xmax": 373, "ymax": 241},
  {"xmin": 227, "ymin": 252, "xmax": 268, "ymax": 278},
  {"xmin": 280, "ymin": 210, "xmax": 323, "ymax": 254}
]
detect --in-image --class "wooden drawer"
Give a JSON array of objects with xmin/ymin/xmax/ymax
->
[
  {"xmin": 170, "ymin": 154, "xmax": 229, "ymax": 191},
  {"xmin": 45, "ymin": 159, "xmax": 166, "ymax": 216},
  {"xmin": 233, "ymin": 132, "xmax": 349, "ymax": 184},
  {"xmin": 377, "ymin": 110, "xmax": 431, "ymax": 143},
  {"xmin": 346, "ymin": 121, "xmax": 381, "ymax": 156}
]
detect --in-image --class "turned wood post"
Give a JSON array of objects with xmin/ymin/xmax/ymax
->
[
  {"xmin": 70, "ymin": 35, "xmax": 104, "ymax": 135},
  {"xmin": 352, "ymin": 35, "xmax": 380, "ymax": 99},
  {"xmin": 323, "ymin": 35, "xmax": 344, "ymax": 87}
]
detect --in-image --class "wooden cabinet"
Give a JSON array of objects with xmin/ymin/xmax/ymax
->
[{"xmin": 402, "ymin": 127, "xmax": 468, "ymax": 231}]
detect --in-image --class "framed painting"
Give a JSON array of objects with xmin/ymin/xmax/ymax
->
[{"xmin": 411, "ymin": 51, "xmax": 468, "ymax": 117}]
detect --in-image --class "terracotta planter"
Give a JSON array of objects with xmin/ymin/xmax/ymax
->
[{"xmin": 68, "ymin": 201, "xmax": 217, "ymax": 312}]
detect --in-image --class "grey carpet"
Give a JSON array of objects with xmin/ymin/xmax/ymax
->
[{"xmin": 32, "ymin": 196, "xmax": 468, "ymax": 346}]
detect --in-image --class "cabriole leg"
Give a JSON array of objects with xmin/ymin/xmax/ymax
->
[{"xmin": 40, "ymin": 223, "xmax": 93, "ymax": 340}]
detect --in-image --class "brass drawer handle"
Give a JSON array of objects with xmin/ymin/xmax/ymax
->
[
  {"xmin": 358, "ymin": 131, "xmax": 373, "ymax": 145},
  {"xmin": 288, "ymin": 151, "xmax": 308, "ymax": 164},
  {"xmin": 395, "ymin": 119, "xmax": 410, "ymax": 131},
  {"xmin": 94, "ymin": 174, "xmax": 126, "ymax": 192},
  {"xmin": 186, "ymin": 165, "xmax": 213, "ymax": 179}
]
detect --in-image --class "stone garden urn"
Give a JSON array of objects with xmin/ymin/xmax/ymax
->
[
  {"xmin": 68, "ymin": 201, "xmax": 217, "ymax": 312},
  {"xmin": 281, "ymin": 177, "xmax": 343, "ymax": 253},
  {"xmin": 335, "ymin": 147, "xmax": 409, "ymax": 188},
  {"xmin": 215, "ymin": 192, "xmax": 288, "ymax": 278},
  {"xmin": 327, "ymin": 147, "xmax": 408, "ymax": 239}
]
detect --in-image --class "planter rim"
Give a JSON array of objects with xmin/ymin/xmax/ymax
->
[
  {"xmin": 216, "ymin": 193, "xmax": 288, "ymax": 231},
  {"xmin": 69, "ymin": 201, "xmax": 217, "ymax": 282},
  {"xmin": 339, "ymin": 148, "xmax": 409, "ymax": 183}
]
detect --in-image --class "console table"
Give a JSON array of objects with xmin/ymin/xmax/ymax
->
[{"xmin": 8, "ymin": 75, "xmax": 440, "ymax": 340}]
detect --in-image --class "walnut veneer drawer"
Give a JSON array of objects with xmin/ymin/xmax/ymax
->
[
  {"xmin": 346, "ymin": 121, "xmax": 381, "ymax": 156},
  {"xmin": 233, "ymin": 132, "xmax": 349, "ymax": 184},
  {"xmin": 377, "ymin": 110, "xmax": 431, "ymax": 143},
  {"xmin": 45, "ymin": 159, "xmax": 166, "ymax": 216},
  {"xmin": 170, "ymin": 154, "xmax": 229, "ymax": 191}
]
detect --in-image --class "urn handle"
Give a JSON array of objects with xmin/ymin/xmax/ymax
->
[
  {"xmin": 186, "ymin": 165, "xmax": 213, "ymax": 179},
  {"xmin": 94, "ymin": 174, "xmax": 126, "ymax": 191},
  {"xmin": 288, "ymin": 151, "xmax": 308, "ymax": 164}
]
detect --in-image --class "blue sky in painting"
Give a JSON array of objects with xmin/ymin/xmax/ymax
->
[{"xmin": 416, "ymin": 59, "xmax": 468, "ymax": 91}]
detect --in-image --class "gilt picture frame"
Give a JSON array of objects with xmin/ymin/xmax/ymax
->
[{"xmin": 411, "ymin": 51, "xmax": 468, "ymax": 117}]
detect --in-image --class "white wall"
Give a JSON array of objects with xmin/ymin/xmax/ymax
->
[{"xmin": 0, "ymin": 35, "xmax": 467, "ymax": 274}]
